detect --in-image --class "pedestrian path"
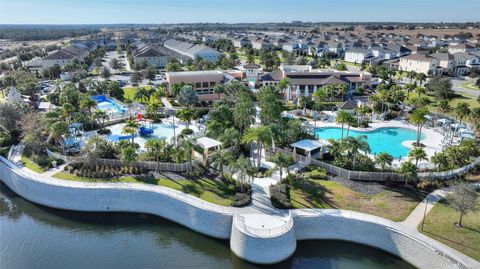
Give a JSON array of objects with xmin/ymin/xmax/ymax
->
[{"xmin": 401, "ymin": 189, "xmax": 448, "ymax": 229}]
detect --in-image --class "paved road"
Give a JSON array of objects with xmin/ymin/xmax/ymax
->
[{"xmin": 451, "ymin": 78, "xmax": 480, "ymax": 97}]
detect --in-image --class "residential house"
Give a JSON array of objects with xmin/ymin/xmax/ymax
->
[
  {"xmin": 132, "ymin": 42, "xmax": 167, "ymax": 68},
  {"xmin": 164, "ymin": 39, "xmax": 222, "ymax": 63},
  {"xmin": 399, "ymin": 54, "xmax": 440, "ymax": 75}
]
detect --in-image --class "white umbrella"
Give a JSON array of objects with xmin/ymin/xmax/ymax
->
[
  {"xmin": 437, "ymin": 118, "xmax": 452, "ymax": 124},
  {"xmin": 451, "ymin": 123, "xmax": 466, "ymax": 129},
  {"xmin": 461, "ymin": 133, "xmax": 475, "ymax": 140}
]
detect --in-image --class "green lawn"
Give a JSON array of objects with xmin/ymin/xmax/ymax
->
[
  {"xmin": 53, "ymin": 172, "xmax": 234, "ymax": 206},
  {"xmin": 460, "ymin": 82, "xmax": 480, "ymax": 91},
  {"xmin": 408, "ymin": 93, "xmax": 480, "ymax": 121},
  {"xmin": 21, "ymin": 155, "xmax": 45, "ymax": 173},
  {"xmin": 122, "ymin": 85, "xmax": 153, "ymax": 101},
  {"xmin": 420, "ymin": 198, "xmax": 480, "ymax": 261},
  {"xmin": 289, "ymin": 179, "xmax": 426, "ymax": 221}
]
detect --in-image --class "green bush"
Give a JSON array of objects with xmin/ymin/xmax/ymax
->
[
  {"xmin": 307, "ymin": 168, "xmax": 327, "ymax": 180},
  {"xmin": 181, "ymin": 128, "xmax": 194, "ymax": 135},
  {"xmin": 270, "ymin": 183, "xmax": 292, "ymax": 209},
  {"xmin": 232, "ymin": 184, "xmax": 252, "ymax": 207},
  {"xmin": 97, "ymin": 128, "xmax": 112, "ymax": 135}
]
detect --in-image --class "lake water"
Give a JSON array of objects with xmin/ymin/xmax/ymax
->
[{"xmin": 0, "ymin": 182, "xmax": 415, "ymax": 269}]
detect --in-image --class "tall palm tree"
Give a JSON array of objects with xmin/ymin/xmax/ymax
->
[
  {"xmin": 409, "ymin": 108, "xmax": 428, "ymax": 146},
  {"xmin": 375, "ymin": 152, "xmax": 394, "ymax": 171},
  {"xmin": 176, "ymin": 108, "xmax": 195, "ymax": 130},
  {"xmin": 93, "ymin": 109, "xmax": 109, "ymax": 129},
  {"xmin": 80, "ymin": 97, "xmax": 98, "ymax": 129},
  {"xmin": 344, "ymin": 112, "xmax": 356, "ymax": 138},
  {"xmin": 145, "ymin": 138, "xmax": 167, "ymax": 171},
  {"xmin": 404, "ymin": 83, "xmax": 415, "ymax": 99},
  {"xmin": 312, "ymin": 101, "xmax": 324, "ymax": 129},
  {"xmin": 231, "ymin": 157, "xmax": 251, "ymax": 193},
  {"xmin": 454, "ymin": 102, "xmax": 471, "ymax": 125},
  {"xmin": 416, "ymin": 73, "xmax": 427, "ymax": 86},
  {"xmin": 241, "ymin": 126, "xmax": 272, "ymax": 169},
  {"xmin": 437, "ymin": 99, "xmax": 451, "ymax": 115},
  {"xmin": 409, "ymin": 147, "xmax": 427, "ymax": 166},
  {"xmin": 335, "ymin": 110, "xmax": 351, "ymax": 140},
  {"xmin": 211, "ymin": 149, "xmax": 234, "ymax": 181},
  {"xmin": 178, "ymin": 137, "xmax": 195, "ymax": 171},
  {"xmin": 213, "ymin": 85, "xmax": 225, "ymax": 100},
  {"xmin": 122, "ymin": 119, "xmax": 140, "ymax": 144}
]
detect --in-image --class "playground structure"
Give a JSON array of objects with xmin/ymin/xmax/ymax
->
[
  {"xmin": 61, "ymin": 123, "xmax": 83, "ymax": 153},
  {"xmin": 136, "ymin": 114, "xmax": 154, "ymax": 137}
]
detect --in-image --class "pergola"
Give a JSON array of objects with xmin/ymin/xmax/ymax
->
[
  {"xmin": 196, "ymin": 137, "xmax": 222, "ymax": 165},
  {"xmin": 290, "ymin": 139, "xmax": 327, "ymax": 163}
]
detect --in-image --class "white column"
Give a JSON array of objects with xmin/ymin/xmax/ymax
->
[
  {"xmin": 304, "ymin": 85, "xmax": 309, "ymax": 97},
  {"xmin": 296, "ymin": 85, "xmax": 300, "ymax": 97},
  {"xmin": 287, "ymin": 85, "xmax": 292, "ymax": 100},
  {"xmin": 313, "ymin": 85, "xmax": 318, "ymax": 93}
]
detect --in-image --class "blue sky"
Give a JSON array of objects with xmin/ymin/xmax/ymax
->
[{"xmin": 0, "ymin": 0, "xmax": 479, "ymax": 24}]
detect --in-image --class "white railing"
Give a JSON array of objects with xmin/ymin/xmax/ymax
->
[{"xmin": 234, "ymin": 213, "xmax": 294, "ymax": 238}]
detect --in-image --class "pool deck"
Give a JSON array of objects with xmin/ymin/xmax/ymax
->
[{"xmin": 309, "ymin": 114, "xmax": 444, "ymax": 169}]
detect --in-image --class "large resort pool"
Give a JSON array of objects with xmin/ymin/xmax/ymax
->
[
  {"xmin": 106, "ymin": 122, "xmax": 185, "ymax": 149},
  {"xmin": 314, "ymin": 127, "xmax": 424, "ymax": 158},
  {"xmin": 92, "ymin": 95, "xmax": 127, "ymax": 116}
]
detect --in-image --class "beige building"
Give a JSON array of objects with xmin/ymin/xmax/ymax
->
[
  {"xmin": 166, "ymin": 70, "xmax": 235, "ymax": 101},
  {"xmin": 399, "ymin": 54, "xmax": 440, "ymax": 75}
]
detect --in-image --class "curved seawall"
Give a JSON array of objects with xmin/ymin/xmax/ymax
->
[
  {"xmin": 0, "ymin": 157, "xmax": 234, "ymax": 239},
  {"xmin": 1, "ymin": 156, "xmax": 478, "ymax": 268}
]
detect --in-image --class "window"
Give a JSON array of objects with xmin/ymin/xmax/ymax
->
[
  {"xmin": 202, "ymin": 82, "xmax": 209, "ymax": 88},
  {"xmin": 195, "ymin": 82, "xmax": 201, "ymax": 88}
]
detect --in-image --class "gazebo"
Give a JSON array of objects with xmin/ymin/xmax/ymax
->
[
  {"xmin": 290, "ymin": 139, "xmax": 327, "ymax": 163},
  {"xmin": 196, "ymin": 137, "xmax": 222, "ymax": 165}
]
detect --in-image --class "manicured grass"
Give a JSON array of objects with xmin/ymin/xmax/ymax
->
[
  {"xmin": 460, "ymin": 82, "xmax": 480, "ymax": 91},
  {"xmin": 53, "ymin": 172, "xmax": 234, "ymax": 206},
  {"xmin": 21, "ymin": 155, "xmax": 45, "ymax": 173},
  {"xmin": 408, "ymin": 93, "xmax": 480, "ymax": 122},
  {"xmin": 122, "ymin": 85, "xmax": 153, "ymax": 101},
  {"xmin": 420, "ymin": 198, "xmax": 480, "ymax": 261},
  {"xmin": 289, "ymin": 179, "xmax": 426, "ymax": 221}
]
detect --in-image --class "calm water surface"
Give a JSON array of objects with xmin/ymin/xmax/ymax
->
[{"xmin": 0, "ymin": 183, "xmax": 415, "ymax": 269}]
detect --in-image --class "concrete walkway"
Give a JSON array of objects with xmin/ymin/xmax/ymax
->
[{"xmin": 401, "ymin": 189, "xmax": 448, "ymax": 229}]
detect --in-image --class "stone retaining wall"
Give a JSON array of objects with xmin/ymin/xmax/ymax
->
[{"xmin": 0, "ymin": 156, "xmax": 233, "ymax": 239}]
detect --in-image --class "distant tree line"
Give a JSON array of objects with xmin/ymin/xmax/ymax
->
[{"xmin": 0, "ymin": 27, "xmax": 101, "ymax": 41}]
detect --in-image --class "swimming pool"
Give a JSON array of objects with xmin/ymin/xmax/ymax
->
[
  {"xmin": 314, "ymin": 127, "xmax": 424, "ymax": 158},
  {"xmin": 106, "ymin": 122, "xmax": 185, "ymax": 149},
  {"xmin": 92, "ymin": 95, "xmax": 127, "ymax": 115}
]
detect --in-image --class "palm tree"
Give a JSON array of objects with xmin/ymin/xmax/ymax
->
[
  {"xmin": 231, "ymin": 157, "xmax": 252, "ymax": 193},
  {"xmin": 431, "ymin": 152, "xmax": 449, "ymax": 171},
  {"xmin": 409, "ymin": 147, "xmax": 427, "ymax": 166},
  {"xmin": 218, "ymin": 127, "xmax": 241, "ymax": 151},
  {"xmin": 134, "ymin": 87, "xmax": 151, "ymax": 103},
  {"xmin": 416, "ymin": 73, "xmax": 427, "ymax": 86},
  {"xmin": 50, "ymin": 121, "xmax": 69, "ymax": 150},
  {"xmin": 276, "ymin": 77, "xmax": 290, "ymax": 99},
  {"xmin": 336, "ymin": 110, "xmax": 351, "ymax": 140},
  {"xmin": 298, "ymin": 96, "xmax": 309, "ymax": 115},
  {"xmin": 178, "ymin": 137, "xmax": 195, "ymax": 171},
  {"xmin": 437, "ymin": 99, "xmax": 451, "ymax": 115},
  {"xmin": 336, "ymin": 84, "xmax": 348, "ymax": 101},
  {"xmin": 404, "ymin": 83, "xmax": 415, "ymax": 99},
  {"xmin": 211, "ymin": 149, "xmax": 234, "ymax": 181},
  {"xmin": 398, "ymin": 161, "xmax": 417, "ymax": 186},
  {"xmin": 62, "ymin": 103, "xmax": 75, "ymax": 123},
  {"xmin": 93, "ymin": 109, "xmax": 109, "ymax": 129},
  {"xmin": 241, "ymin": 126, "xmax": 272, "ymax": 169},
  {"xmin": 344, "ymin": 112, "xmax": 356, "ymax": 138},
  {"xmin": 268, "ymin": 152, "xmax": 294, "ymax": 180},
  {"xmin": 312, "ymin": 101, "xmax": 324, "ymax": 129},
  {"xmin": 122, "ymin": 120, "xmax": 140, "ymax": 144},
  {"xmin": 409, "ymin": 108, "xmax": 428, "ymax": 146},
  {"xmin": 176, "ymin": 108, "xmax": 195, "ymax": 130},
  {"xmin": 145, "ymin": 138, "xmax": 167, "ymax": 171},
  {"xmin": 80, "ymin": 97, "xmax": 97, "ymax": 129},
  {"xmin": 213, "ymin": 85, "xmax": 225, "ymax": 100},
  {"xmin": 415, "ymin": 86, "xmax": 426, "ymax": 98},
  {"xmin": 454, "ymin": 102, "xmax": 471, "ymax": 125},
  {"xmin": 375, "ymin": 152, "xmax": 394, "ymax": 171}
]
